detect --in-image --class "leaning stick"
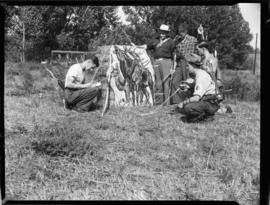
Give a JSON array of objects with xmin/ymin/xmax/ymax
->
[
  {"xmin": 137, "ymin": 87, "xmax": 182, "ymax": 116},
  {"xmin": 101, "ymin": 79, "xmax": 110, "ymax": 117},
  {"xmin": 89, "ymin": 66, "xmax": 101, "ymax": 84},
  {"xmin": 101, "ymin": 46, "xmax": 113, "ymax": 117},
  {"xmin": 45, "ymin": 67, "xmax": 57, "ymax": 79}
]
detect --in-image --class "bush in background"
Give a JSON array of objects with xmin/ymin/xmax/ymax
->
[
  {"xmin": 222, "ymin": 70, "xmax": 260, "ymax": 101},
  {"xmin": 5, "ymin": 62, "xmax": 56, "ymax": 97}
]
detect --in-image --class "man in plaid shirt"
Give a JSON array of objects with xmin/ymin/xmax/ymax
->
[{"xmin": 171, "ymin": 24, "xmax": 198, "ymax": 104}]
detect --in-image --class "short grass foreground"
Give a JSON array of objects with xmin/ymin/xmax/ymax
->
[{"xmin": 4, "ymin": 62, "xmax": 260, "ymax": 203}]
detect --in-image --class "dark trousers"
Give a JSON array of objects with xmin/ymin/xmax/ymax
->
[
  {"xmin": 171, "ymin": 59, "xmax": 189, "ymax": 104},
  {"xmin": 182, "ymin": 100, "xmax": 220, "ymax": 122},
  {"xmin": 153, "ymin": 59, "xmax": 172, "ymax": 105},
  {"xmin": 64, "ymin": 87, "xmax": 102, "ymax": 112}
]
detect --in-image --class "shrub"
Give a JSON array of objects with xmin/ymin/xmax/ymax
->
[
  {"xmin": 5, "ymin": 62, "xmax": 53, "ymax": 96},
  {"xmin": 222, "ymin": 70, "xmax": 260, "ymax": 101}
]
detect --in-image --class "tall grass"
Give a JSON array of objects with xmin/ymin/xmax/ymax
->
[
  {"xmin": 5, "ymin": 62, "xmax": 56, "ymax": 97},
  {"xmin": 241, "ymin": 53, "xmax": 260, "ymax": 74}
]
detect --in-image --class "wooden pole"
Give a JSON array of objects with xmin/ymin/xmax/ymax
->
[
  {"xmin": 22, "ymin": 21, "xmax": 25, "ymax": 63},
  {"xmin": 22, "ymin": 7, "xmax": 25, "ymax": 63},
  {"xmin": 253, "ymin": 33, "xmax": 258, "ymax": 75}
]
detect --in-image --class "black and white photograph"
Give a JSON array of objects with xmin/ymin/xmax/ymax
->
[{"xmin": 2, "ymin": 2, "xmax": 262, "ymax": 204}]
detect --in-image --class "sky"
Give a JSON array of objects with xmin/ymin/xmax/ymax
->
[
  {"xmin": 238, "ymin": 3, "xmax": 261, "ymax": 49},
  {"xmin": 117, "ymin": 4, "xmax": 261, "ymax": 49}
]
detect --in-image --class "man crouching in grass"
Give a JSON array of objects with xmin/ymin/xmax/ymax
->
[
  {"xmin": 173, "ymin": 53, "xmax": 221, "ymax": 123},
  {"xmin": 64, "ymin": 55, "xmax": 102, "ymax": 113}
]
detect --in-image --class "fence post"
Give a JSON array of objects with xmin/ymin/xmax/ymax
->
[{"xmin": 253, "ymin": 33, "xmax": 258, "ymax": 75}]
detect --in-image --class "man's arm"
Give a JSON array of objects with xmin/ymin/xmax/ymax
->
[
  {"xmin": 178, "ymin": 95, "xmax": 200, "ymax": 108},
  {"xmin": 133, "ymin": 44, "xmax": 147, "ymax": 49},
  {"xmin": 178, "ymin": 74, "xmax": 210, "ymax": 108},
  {"xmin": 201, "ymin": 57, "xmax": 207, "ymax": 71},
  {"xmin": 216, "ymin": 61, "xmax": 222, "ymax": 81},
  {"xmin": 65, "ymin": 76, "xmax": 101, "ymax": 89}
]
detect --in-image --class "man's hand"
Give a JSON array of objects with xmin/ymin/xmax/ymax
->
[
  {"xmin": 179, "ymin": 84, "xmax": 189, "ymax": 91},
  {"xmin": 136, "ymin": 44, "xmax": 147, "ymax": 49},
  {"xmin": 197, "ymin": 24, "xmax": 204, "ymax": 35},
  {"xmin": 170, "ymin": 69, "xmax": 175, "ymax": 75},
  {"xmin": 94, "ymin": 82, "xmax": 102, "ymax": 88},
  {"xmin": 179, "ymin": 78, "xmax": 195, "ymax": 91},
  {"xmin": 178, "ymin": 102, "xmax": 184, "ymax": 109}
]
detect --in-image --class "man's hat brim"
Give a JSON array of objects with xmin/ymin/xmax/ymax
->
[
  {"xmin": 197, "ymin": 41, "xmax": 209, "ymax": 48},
  {"xmin": 159, "ymin": 24, "xmax": 170, "ymax": 32},
  {"xmin": 186, "ymin": 53, "xmax": 202, "ymax": 66},
  {"xmin": 188, "ymin": 61, "xmax": 203, "ymax": 67}
]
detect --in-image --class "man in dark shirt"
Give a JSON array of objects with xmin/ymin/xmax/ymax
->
[
  {"xmin": 144, "ymin": 24, "xmax": 176, "ymax": 105},
  {"xmin": 171, "ymin": 23, "xmax": 198, "ymax": 104}
]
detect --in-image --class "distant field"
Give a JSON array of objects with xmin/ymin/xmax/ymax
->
[
  {"xmin": 4, "ymin": 62, "xmax": 260, "ymax": 203},
  {"xmin": 245, "ymin": 53, "xmax": 260, "ymax": 75}
]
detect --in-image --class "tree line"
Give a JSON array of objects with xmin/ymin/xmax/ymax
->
[{"xmin": 4, "ymin": 5, "xmax": 254, "ymax": 70}]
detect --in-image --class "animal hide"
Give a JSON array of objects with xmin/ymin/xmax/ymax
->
[{"xmin": 102, "ymin": 45, "xmax": 155, "ymax": 115}]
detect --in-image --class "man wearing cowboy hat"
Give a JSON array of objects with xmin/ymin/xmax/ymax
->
[
  {"xmin": 174, "ymin": 53, "xmax": 221, "ymax": 123},
  {"xmin": 196, "ymin": 41, "xmax": 222, "ymax": 82},
  {"xmin": 137, "ymin": 24, "xmax": 176, "ymax": 105}
]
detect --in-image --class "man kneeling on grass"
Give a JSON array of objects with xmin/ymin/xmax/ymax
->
[
  {"xmin": 173, "ymin": 53, "xmax": 222, "ymax": 123},
  {"xmin": 64, "ymin": 55, "xmax": 102, "ymax": 113}
]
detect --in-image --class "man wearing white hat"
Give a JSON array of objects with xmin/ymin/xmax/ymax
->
[{"xmin": 138, "ymin": 24, "xmax": 176, "ymax": 105}]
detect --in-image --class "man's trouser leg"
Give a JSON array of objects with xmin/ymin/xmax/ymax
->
[
  {"xmin": 153, "ymin": 59, "xmax": 172, "ymax": 105},
  {"xmin": 171, "ymin": 59, "xmax": 189, "ymax": 104},
  {"xmin": 181, "ymin": 59, "xmax": 189, "ymax": 81},
  {"xmin": 153, "ymin": 60, "xmax": 163, "ymax": 105},
  {"xmin": 65, "ymin": 87, "xmax": 102, "ymax": 112},
  {"xmin": 159, "ymin": 59, "xmax": 172, "ymax": 105},
  {"xmin": 182, "ymin": 100, "xmax": 220, "ymax": 122}
]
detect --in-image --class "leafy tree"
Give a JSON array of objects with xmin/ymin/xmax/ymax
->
[
  {"xmin": 57, "ymin": 6, "xmax": 119, "ymax": 51},
  {"xmin": 5, "ymin": 6, "xmax": 67, "ymax": 61},
  {"xmin": 122, "ymin": 6, "xmax": 158, "ymax": 45},
  {"xmin": 4, "ymin": 6, "xmax": 119, "ymax": 61}
]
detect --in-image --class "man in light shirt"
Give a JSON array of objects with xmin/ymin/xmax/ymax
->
[
  {"xmin": 175, "ymin": 54, "xmax": 221, "ymax": 123},
  {"xmin": 196, "ymin": 41, "xmax": 232, "ymax": 114},
  {"xmin": 64, "ymin": 55, "xmax": 102, "ymax": 113}
]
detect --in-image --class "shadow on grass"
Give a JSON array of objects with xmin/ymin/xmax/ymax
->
[{"xmin": 30, "ymin": 126, "xmax": 100, "ymax": 158}]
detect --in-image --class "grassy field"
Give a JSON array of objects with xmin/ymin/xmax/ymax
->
[{"xmin": 4, "ymin": 62, "xmax": 260, "ymax": 203}]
